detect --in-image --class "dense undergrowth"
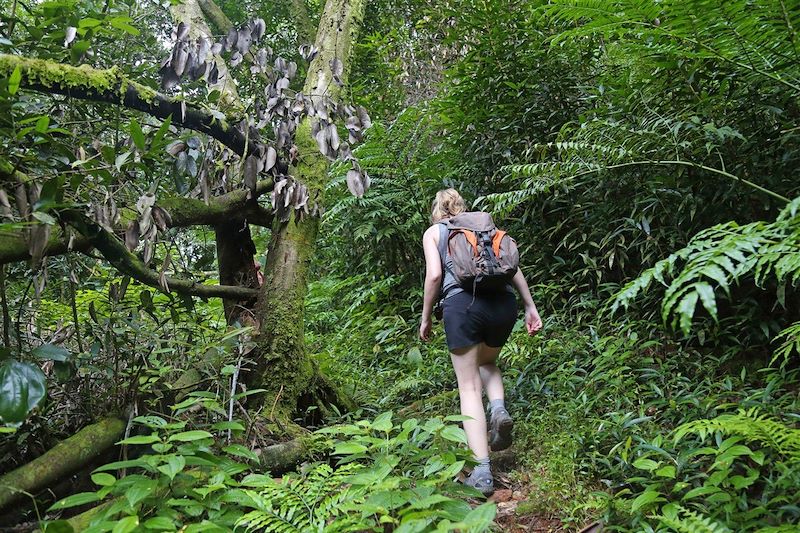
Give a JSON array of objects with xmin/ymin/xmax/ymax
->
[{"xmin": 2, "ymin": 0, "xmax": 799, "ymax": 531}]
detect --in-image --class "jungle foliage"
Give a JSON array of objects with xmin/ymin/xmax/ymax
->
[{"xmin": 0, "ymin": 0, "xmax": 798, "ymax": 531}]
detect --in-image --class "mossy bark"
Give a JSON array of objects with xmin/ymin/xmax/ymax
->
[
  {"xmin": 0, "ymin": 54, "xmax": 252, "ymax": 156},
  {"xmin": 0, "ymin": 417, "xmax": 125, "ymax": 512},
  {"xmin": 250, "ymin": 0, "xmax": 365, "ymax": 418}
]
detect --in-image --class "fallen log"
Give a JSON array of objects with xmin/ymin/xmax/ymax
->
[
  {"xmin": 0, "ymin": 417, "xmax": 126, "ymax": 513},
  {"xmin": 259, "ymin": 439, "xmax": 310, "ymax": 475}
]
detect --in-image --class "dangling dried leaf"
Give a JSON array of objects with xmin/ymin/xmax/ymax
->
[
  {"xmin": 329, "ymin": 58, "xmax": 343, "ymax": 77},
  {"xmin": 346, "ymin": 169, "xmax": 364, "ymax": 197},
  {"xmin": 327, "ymin": 123, "xmax": 341, "ymax": 153},
  {"xmin": 225, "ymin": 27, "xmax": 238, "ymax": 51},
  {"xmin": 124, "ymin": 220, "xmax": 140, "ymax": 251},
  {"xmin": 197, "ymin": 37, "xmax": 210, "ymax": 64},
  {"xmin": 315, "ymin": 128, "xmax": 330, "ymax": 157},
  {"xmin": 176, "ymin": 22, "xmax": 190, "ymax": 41},
  {"xmin": 265, "ymin": 146, "xmax": 277, "ymax": 172},
  {"xmin": 172, "ymin": 44, "xmax": 189, "ymax": 77},
  {"xmin": 64, "ymin": 26, "xmax": 77, "ymax": 47},
  {"xmin": 28, "ymin": 223, "xmax": 51, "ymax": 267},
  {"xmin": 190, "ymin": 61, "xmax": 207, "ymax": 81},
  {"xmin": 298, "ymin": 44, "xmax": 318, "ymax": 61},
  {"xmin": 276, "ymin": 77, "xmax": 290, "ymax": 91},
  {"xmin": 166, "ymin": 140, "xmax": 186, "ymax": 157},
  {"xmin": 208, "ymin": 63, "xmax": 219, "ymax": 84},
  {"xmin": 15, "ymin": 183, "xmax": 29, "ymax": 220},
  {"xmin": 311, "ymin": 119, "xmax": 323, "ymax": 138},
  {"xmin": 287, "ymin": 62, "xmax": 297, "ymax": 79},
  {"xmin": 357, "ymin": 106, "xmax": 372, "ymax": 130},
  {"xmin": 161, "ymin": 67, "xmax": 180, "ymax": 90},
  {"xmin": 136, "ymin": 193, "xmax": 156, "ymax": 213},
  {"xmin": 236, "ymin": 28, "xmax": 252, "ymax": 55},
  {"xmin": 143, "ymin": 240, "xmax": 154, "ymax": 265},
  {"xmin": 251, "ymin": 18, "xmax": 266, "ymax": 40},
  {"xmin": 158, "ymin": 254, "xmax": 171, "ymax": 293},
  {"xmin": 151, "ymin": 206, "xmax": 172, "ymax": 231},
  {"xmin": 0, "ymin": 189, "xmax": 11, "ymax": 219},
  {"xmin": 200, "ymin": 170, "xmax": 209, "ymax": 204},
  {"xmin": 211, "ymin": 42, "xmax": 222, "ymax": 55},
  {"xmin": 362, "ymin": 171, "xmax": 371, "ymax": 192},
  {"xmin": 34, "ymin": 268, "xmax": 47, "ymax": 299},
  {"xmin": 339, "ymin": 142, "xmax": 353, "ymax": 161},
  {"xmin": 289, "ymin": 144, "xmax": 299, "ymax": 165}
]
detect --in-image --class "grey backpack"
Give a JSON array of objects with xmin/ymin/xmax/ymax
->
[{"xmin": 439, "ymin": 212, "xmax": 519, "ymax": 293}]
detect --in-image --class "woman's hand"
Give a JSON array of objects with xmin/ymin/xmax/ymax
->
[
  {"xmin": 525, "ymin": 305, "xmax": 542, "ymax": 335},
  {"xmin": 419, "ymin": 316, "xmax": 432, "ymax": 341}
]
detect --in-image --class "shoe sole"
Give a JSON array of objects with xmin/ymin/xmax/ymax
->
[{"xmin": 489, "ymin": 415, "xmax": 513, "ymax": 452}]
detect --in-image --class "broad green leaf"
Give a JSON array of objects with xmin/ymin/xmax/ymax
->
[
  {"xmin": 109, "ymin": 17, "xmax": 140, "ymax": 35},
  {"xmin": 48, "ymin": 491, "xmax": 101, "ymax": 511},
  {"xmin": 462, "ymin": 502, "xmax": 496, "ymax": 530},
  {"xmin": 32, "ymin": 344, "xmax": 70, "ymax": 361},
  {"xmin": 371, "ymin": 411, "xmax": 393, "ymax": 432},
  {"xmin": 112, "ymin": 515, "xmax": 139, "ymax": 533},
  {"xmin": 125, "ymin": 479, "xmax": 157, "ymax": 506},
  {"xmin": 117, "ymin": 434, "xmax": 160, "ymax": 445},
  {"xmin": 143, "ymin": 516, "xmax": 174, "ymax": 530},
  {"xmin": 223, "ymin": 444, "xmax": 259, "ymax": 462},
  {"xmin": 655, "ymin": 465, "xmax": 676, "ymax": 478},
  {"xmin": 333, "ymin": 441, "xmax": 368, "ymax": 455},
  {"xmin": 130, "ymin": 118, "xmax": 146, "ymax": 151},
  {"xmin": 440, "ymin": 425, "xmax": 467, "ymax": 444},
  {"xmin": 8, "ymin": 66, "xmax": 21, "ymax": 95},
  {"xmin": 91, "ymin": 473, "xmax": 116, "ymax": 487},
  {"xmin": 683, "ymin": 485, "xmax": 720, "ymax": 500},
  {"xmin": 167, "ymin": 430, "xmax": 213, "ymax": 442},
  {"xmin": 157, "ymin": 454, "xmax": 185, "ymax": 480},
  {"xmin": 0, "ymin": 359, "xmax": 46, "ymax": 424},
  {"xmin": 32, "ymin": 212, "xmax": 57, "ymax": 225},
  {"xmin": 630, "ymin": 489, "xmax": 663, "ymax": 512},
  {"xmin": 212, "ymin": 421, "xmax": 245, "ymax": 431},
  {"xmin": 632, "ymin": 458, "xmax": 659, "ymax": 471}
]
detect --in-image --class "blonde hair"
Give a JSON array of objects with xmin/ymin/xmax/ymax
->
[{"xmin": 431, "ymin": 188, "xmax": 466, "ymax": 223}]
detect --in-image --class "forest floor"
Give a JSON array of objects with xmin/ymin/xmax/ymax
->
[{"xmin": 489, "ymin": 473, "xmax": 565, "ymax": 532}]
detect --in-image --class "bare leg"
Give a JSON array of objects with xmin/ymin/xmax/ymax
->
[
  {"xmin": 450, "ymin": 344, "xmax": 489, "ymax": 460},
  {"xmin": 478, "ymin": 343, "xmax": 504, "ymax": 402}
]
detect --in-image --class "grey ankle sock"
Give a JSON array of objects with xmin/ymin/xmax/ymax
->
[
  {"xmin": 474, "ymin": 456, "xmax": 491, "ymax": 473},
  {"xmin": 488, "ymin": 399, "xmax": 505, "ymax": 413}
]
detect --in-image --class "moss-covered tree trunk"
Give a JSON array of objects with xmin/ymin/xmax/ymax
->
[{"xmin": 250, "ymin": 0, "xmax": 365, "ymax": 418}]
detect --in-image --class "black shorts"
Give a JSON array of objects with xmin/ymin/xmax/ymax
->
[{"xmin": 442, "ymin": 290, "xmax": 518, "ymax": 351}]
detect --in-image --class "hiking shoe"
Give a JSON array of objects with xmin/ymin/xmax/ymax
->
[
  {"xmin": 464, "ymin": 468, "xmax": 494, "ymax": 497},
  {"xmin": 488, "ymin": 407, "xmax": 513, "ymax": 452}
]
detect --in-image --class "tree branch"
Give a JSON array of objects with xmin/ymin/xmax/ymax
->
[
  {"xmin": 60, "ymin": 209, "xmax": 260, "ymax": 299},
  {"xmin": 0, "ymin": 157, "xmax": 274, "ymax": 264},
  {"xmin": 0, "ymin": 54, "xmax": 256, "ymax": 156}
]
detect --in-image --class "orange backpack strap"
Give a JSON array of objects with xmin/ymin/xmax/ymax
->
[
  {"xmin": 463, "ymin": 230, "xmax": 479, "ymax": 256},
  {"xmin": 492, "ymin": 231, "xmax": 506, "ymax": 258}
]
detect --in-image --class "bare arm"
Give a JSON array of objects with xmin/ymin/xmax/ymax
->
[
  {"xmin": 420, "ymin": 225, "xmax": 442, "ymax": 340},
  {"xmin": 511, "ymin": 267, "xmax": 542, "ymax": 335}
]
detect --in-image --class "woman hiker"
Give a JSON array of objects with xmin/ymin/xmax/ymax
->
[{"xmin": 419, "ymin": 188, "xmax": 543, "ymax": 496}]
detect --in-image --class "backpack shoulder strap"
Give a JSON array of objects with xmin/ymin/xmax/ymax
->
[{"xmin": 437, "ymin": 222, "xmax": 449, "ymax": 264}]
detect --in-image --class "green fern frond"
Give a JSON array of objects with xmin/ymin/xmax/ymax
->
[
  {"xmin": 611, "ymin": 197, "xmax": 800, "ymax": 338},
  {"xmin": 674, "ymin": 408, "xmax": 800, "ymax": 458},
  {"xmin": 656, "ymin": 504, "xmax": 733, "ymax": 533},
  {"xmin": 235, "ymin": 463, "xmax": 367, "ymax": 533}
]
